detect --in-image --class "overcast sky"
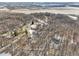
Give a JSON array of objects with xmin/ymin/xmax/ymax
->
[{"xmin": 0, "ymin": 0, "xmax": 79, "ymax": 2}]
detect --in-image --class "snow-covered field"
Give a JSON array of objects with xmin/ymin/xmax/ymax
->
[
  {"xmin": 0, "ymin": 53, "xmax": 11, "ymax": 56},
  {"xmin": 0, "ymin": 8, "xmax": 79, "ymax": 15}
]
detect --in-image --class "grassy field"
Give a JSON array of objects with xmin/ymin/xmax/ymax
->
[{"xmin": 0, "ymin": 9, "xmax": 79, "ymax": 56}]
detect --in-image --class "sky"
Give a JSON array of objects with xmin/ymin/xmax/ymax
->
[{"xmin": 0, "ymin": 0, "xmax": 79, "ymax": 2}]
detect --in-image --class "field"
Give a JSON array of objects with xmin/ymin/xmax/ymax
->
[{"xmin": 0, "ymin": 8, "xmax": 79, "ymax": 56}]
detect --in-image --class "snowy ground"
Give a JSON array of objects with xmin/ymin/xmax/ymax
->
[{"xmin": 0, "ymin": 53, "xmax": 11, "ymax": 56}]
